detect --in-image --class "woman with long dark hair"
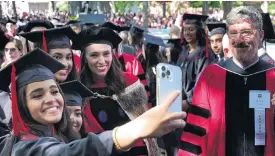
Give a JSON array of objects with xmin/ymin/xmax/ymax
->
[
  {"xmin": 177, "ymin": 14, "xmax": 216, "ymax": 110},
  {"xmin": 20, "ymin": 26, "xmax": 78, "ymax": 83},
  {"xmin": 73, "ymin": 26, "xmax": 159, "ymax": 155},
  {"xmin": 137, "ymin": 34, "xmax": 166, "ymax": 107},
  {"xmin": 0, "ymin": 48, "xmax": 186, "ymax": 156}
]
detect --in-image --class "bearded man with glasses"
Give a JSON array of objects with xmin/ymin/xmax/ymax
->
[{"xmin": 178, "ymin": 6, "xmax": 275, "ymax": 156}]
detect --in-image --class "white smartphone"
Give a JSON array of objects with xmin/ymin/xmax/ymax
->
[{"xmin": 156, "ymin": 63, "xmax": 182, "ymax": 113}]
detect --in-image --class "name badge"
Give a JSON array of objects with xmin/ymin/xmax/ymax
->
[
  {"xmin": 249, "ymin": 90, "xmax": 270, "ymax": 146},
  {"xmin": 249, "ymin": 90, "xmax": 270, "ymax": 109}
]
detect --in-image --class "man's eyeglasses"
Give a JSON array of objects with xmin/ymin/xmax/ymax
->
[{"xmin": 227, "ymin": 29, "xmax": 261, "ymax": 39}]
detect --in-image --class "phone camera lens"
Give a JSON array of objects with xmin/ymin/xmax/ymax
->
[
  {"xmin": 161, "ymin": 73, "xmax": 166, "ymax": 78},
  {"xmin": 166, "ymin": 70, "xmax": 170, "ymax": 75},
  {"xmin": 161, "ymin": 66, "xmax": 166, "ymax": 71}
]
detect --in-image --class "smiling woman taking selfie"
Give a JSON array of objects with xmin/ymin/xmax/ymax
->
[{"xmin": 0, "ymin": 48, "xmax": 186, "ymax": 156}]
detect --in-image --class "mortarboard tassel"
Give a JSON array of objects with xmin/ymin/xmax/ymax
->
[
  {"xmin": 11, "ymin": 63, "xmax": 29, "ymax": 135},
  {"xmin": 42, "ymin": 30, "xmax": 48, "ymax": 53},
  {"xmin": 205, "ymin": 30, "xmax": 209, "ymax": 58}
]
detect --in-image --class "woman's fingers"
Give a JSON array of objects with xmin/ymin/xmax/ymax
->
[
  {"xmin": 164, "ymin": 112, "xmax": 186, "ymax": 122},
  {"xmin": 163, "ymin": 119, "xmax": 186, "ymax": 130},
  {"xmin": 162, "ymin": 91, "xmax": 181, "ymax": 109}
]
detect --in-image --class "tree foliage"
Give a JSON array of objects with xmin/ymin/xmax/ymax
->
[
  {"xmin": 189, "ymin": 1, "xmax": 221, "ymax": 8},
  {"xmin": 233, "ymin": 1, "xmax": 244, "ymax": 7},
  {"xmin": 268, "ymin": 3, "xmax": 275, "ymax": 15},
  {"xmin": 114, "ymin": 1, "xmax": 142, "ymax": 13},
  {"xmin": 56, "ymin": 1, "xmax": 70, "ymax": 13}
]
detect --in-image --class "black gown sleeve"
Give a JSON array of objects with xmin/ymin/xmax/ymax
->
[
  {"xmin": 185, "ymin": 47, "xmax": 216, "ymax": 104},
  {"xmin": 12, "ymin": 131, "xmax": 115, "ymax": 156}
]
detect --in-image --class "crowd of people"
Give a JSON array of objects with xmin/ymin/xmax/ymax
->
[{"xmin": 0, "ymin": 5, "xmax": 275, "ymax": 156}]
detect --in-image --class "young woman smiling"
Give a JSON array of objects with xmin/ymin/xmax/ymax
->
[{"xmin": 20, "ymin": 26, "xmax": 78, "ymax": 83}]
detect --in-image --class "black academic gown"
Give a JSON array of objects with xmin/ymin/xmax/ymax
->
[
  {"xmin": 6, "ymin": 132, "xmax": 115, "ymax": 156},
  {"xmin": 177, "ymin": 45, "xmax": 216, "ymax": 103},
  {"xmin": 179, "ymin": 58, "xmax": 275, "ymax": 156}
]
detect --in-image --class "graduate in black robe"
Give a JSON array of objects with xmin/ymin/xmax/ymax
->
[
  {"xmin": 166, "ymin": 38, "xmax": 182, "ymax": 65},
  {"xmin": 137, "ymin": 34, "xmax": 166, "ymax": 107},
  {"xmin": 177, "ymin": 14, "xmax": 216, "ymax": 106}
]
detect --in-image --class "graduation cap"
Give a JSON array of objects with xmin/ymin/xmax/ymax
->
[
  {"xmin": 207, "ymin": 23, "xmax": 226, "ymax": 37},
  {"xmin": 130, "ymin": 25, "xmax": 146, "ymax": 36},
  {"xmin": 182, "ymin": 13, "xmax": 209, "ymax": 23},
  {"xmin": 167, "ymin": 38, "xmax": 181, "ymax": 45},
  {"xmin": 60, "ymin": 80, "xmax": 93, "ymax": 106},
  {"xmin": 20, "ymin": 26, "xmax": 77, "ymax": 53},
  {"xmin": 16, "ymin": 25, "xmax": 26, "ymax": 34},
  {"xmin": 102, "ymin": 23, "xmax": 130, "ymax": 33},
  {"xmin": 143, "ymin": 34, "xmax": 165, "ymax": 47},
  {"xmin": 81, "ymin": 23, "xmax": 95, "ymax": 30},
  {"xmin": 23, "ymin": 20, "xmax": 54, "ymax": 32},
  {"xmin": 79, "ymin": 13, "xmax": 106, "ymax": 25},
  {"xmin": 101, "ymin": 22, "xmax": 130, "ymax": 33},
  {"xmin": 166, "ymin": 38, "xmax": 181, "ymax": 48},
  {"xmin": 0, "ymin": 29, "xmax": 10, "ymax": 51},
  {"xmin": 262, "ymin": 13, "xmax": 275, "ymax": 40},
  {"xmin": 72, "ymin": 26, "xmax": 122, "ymax": 50},
  {"xmin": 0, "ymin": 48, "xmax": 65, "ymax": 135}
]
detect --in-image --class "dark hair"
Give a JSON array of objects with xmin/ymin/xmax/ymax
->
[
  {"xmin": 34, "ymin": 42, "xmax": 78, "ymax": 82},
  {"xmin": 182, "ymin": 20, "xmax": 206, "ymax": 47},
  {"xmin": 143, "ymin": 43, "xmax": 165, "ymax": 72},
  {"xmin": 129, "ymin": 33, "xmax": 143, "ymax": 50},
  {"xmin": 79, "ymin": 110, "xmax": 87, "ymax": 138},
  {"xmin": 80, "ymin": 47, "xmax": 126, "ymax": 94},
  {"xmin": 170, "ymin": 48, "xmax": 180, "ymax": 64},
  {"xmin": 17, "ymin": 82, "xmax": 80, "ymax": 143}
]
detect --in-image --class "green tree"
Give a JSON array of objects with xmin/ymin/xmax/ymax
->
[
  {"xmin": 114, "ymin": 1, "xmax": 142, "ymax": 13},
  {"xmin": 189, "ymin": 1, "xmax": 203, "ymax": 8},
  {"xmin": 268, "ymin": 3, "xmax": 275, "ymax": 15},
  {"xmin": 209, "ymin": 1, "xmax": 221, "ymax": 8},
  {"xmin": 233, "ymin": 1, "xmax": 244, "ymax": 7},
  {"xmin": 56, "ymin": 1, "xmax": 70, "ymax": 13},
  {"xmin": 189, "ymin": 1, "xmax": 221, "ymax": 9}
]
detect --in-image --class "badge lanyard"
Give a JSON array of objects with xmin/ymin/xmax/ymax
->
[{"xmin": 249, "ymin": 90, "xmax": 270, "ymax": 145}]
